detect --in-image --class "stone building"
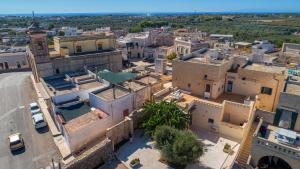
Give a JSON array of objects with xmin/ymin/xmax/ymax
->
[
  {"xmin": 281, "ymin": 43, "xmax": 300, "ymax": 64},
  {"xmin": 250, "ymin": 78, "xmax": 300, "ymax": 169},
  {"xmin": 26, "ymin": 18, "xmax": 122, "ymax": 82},
  {"xmin": 0, "ymin": 51, "xmax": 29, "ymax": 72},
  {"xmin": 174, "ymin": 37, "xmax": 209, "ymax": 57},
  {"xmin": 172, "ymin": 48, "xmax": 286, "ymax": 112}
]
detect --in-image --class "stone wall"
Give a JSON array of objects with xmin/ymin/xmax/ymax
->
[
  {"xmin": 65, "ymin": 138, "xmax": 114, "ymax": 169},
  {"xmin": 106, "ymin": 117, "xmax": 133, "ymax": 147}
]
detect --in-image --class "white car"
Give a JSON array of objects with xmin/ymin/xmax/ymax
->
[
  {"xmin": 9, "ymin": 133, "xmax": 25, "ymax": 151},
  {"xmin": 32, "ymin": 113, "xmax": 47, "ymax": 129},
  {"xmin": 29, "ymin": 102, "xmax": 41, "ymax": 115}
]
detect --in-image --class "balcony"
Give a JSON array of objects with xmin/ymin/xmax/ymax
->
[{"xmin": 253, "ymin": 119, "xmax": 300, "ymax": 160}]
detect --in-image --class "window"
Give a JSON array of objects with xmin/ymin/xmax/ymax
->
[
  {"xmin": 205, "ymin": 84, "xmax": 211, "ymax": 92},
  {"xmin": 17, "ymin": 62, "xmax": 21, "ymax": 68},
  {"xmin": 204, "ymin": 75, "xmax": 208, "ymax": 79},
  {"xmin": 261, "ymin": 87, "xmax": 272, "ymax": 95},
  {"xmin": 97, "ymin": 43, "xmax": 103, "ymax": 51},
  {"xmin": 123, "ymin": 109, "xmax": 129, "ymax": 117},
  {"xmin": 208, "ymin": 118, "xmax": 214, "ymax": 124},
  {"xmin": 76, "ymin": 46, "xmax": 82, "ymax": 53},
  {"xmin": 4, "ymin": 62, "xmax": 9, "ymax": 69},
  {"xmin": 242, "ymin": 77, "xmax": 246, "ymax": 80},
  {"xmin": 188, "ymin": 83, "xmax": 191, "ymax": 88}
]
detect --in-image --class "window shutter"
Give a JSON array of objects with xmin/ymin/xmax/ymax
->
[
  {"xmin": 273, "ymin": 108, "xmax": 283, "ymax": 126},
  {"xmin": 290, "ymin": 112, "xmax": 298, "ymax": 130}
]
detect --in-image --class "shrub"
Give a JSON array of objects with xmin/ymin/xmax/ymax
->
[
  {"xmin": 154, "ymin": 126, "xmax": 204, "ymax": 167},
  {"xmin": 154, "ymin": 125, "xmax": 177, "ymax": 149}
]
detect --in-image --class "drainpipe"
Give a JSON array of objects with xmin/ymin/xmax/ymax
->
[
  {"xmin": 112, "ymin": 84, "xmax": 116, "ymax": 99},
  {"xmin": 272, "ymin": 74, "xmax": 280, "ymax": 112}
]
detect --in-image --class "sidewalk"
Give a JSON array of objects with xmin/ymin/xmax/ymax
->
[{"xmin": 31, "ymin": 75, "xmax": 74, "ymax": 162}]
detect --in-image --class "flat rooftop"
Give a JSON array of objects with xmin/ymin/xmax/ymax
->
[
  {"xmin": 50, "ymin": 49, "xmax": 116, "ymax": 57},
  {"xmin": 121, "ymin": 81, "xmax": 146, "ymax": 91},
  {"xmin": 179, "ymin": 48, "xmax": 234, "ymax": 65},
  {"xmin": 95, "ymin": 87, "xmax": 130, "ymax": 101},
  {"xmin": 163, "ymin": 92, "xmax": 248, "ymax": 108},
  {"xmin": 285, "ymin": 83, "xmax": 300, "ymax": 96},
  {"xmin": 244, "ymin": 64, "xmax": 286, "ymax": 74},
  {"xmin": 54, "ymin": 34, "xmax": 113, "ymax": 42},
  {"xmin": 64, "ymin": 107, "xmax": 109, "ymax": 134},
  {"xmin": 136, "ymin": 76, "xmax": 159, "ymax": 85},
  {"xmin": 188, "ymin": 126, "xmax": 240, "ymax": 169},
  {"xmin": 57, "ymin": 102, "xmax": 92, "ymax": 122},
  {"xmin": 43, "ymin": 75, "xmax": 76, "ymax": 96},
  {"xmin": 43, "ymin": 73, "xmax": 104, "ymax": 96}
]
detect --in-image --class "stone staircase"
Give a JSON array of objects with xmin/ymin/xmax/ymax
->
[{"xmin": 236, "ymin": 122, "xmax": 258, "ymax": 168}]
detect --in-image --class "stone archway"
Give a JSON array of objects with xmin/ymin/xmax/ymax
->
[{"xmin": 257, "ymin": 156, "xmax": 292, "ymax": 169}]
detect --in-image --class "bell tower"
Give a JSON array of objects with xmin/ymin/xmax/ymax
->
[{"xmin": 28, "ymin": 11, "xmax": 50, "ymax": 64}]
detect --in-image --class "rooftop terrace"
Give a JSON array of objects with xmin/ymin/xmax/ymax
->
[
  {"xmin": 256, "ymin": 121, "xmax": 300, "ymax": 152},
  {"xmin": 178, "ymin": 48, "xmax": 234, "ymax": 65},
  {"xmin": 162, "ymin": 91, "xmax": 248, "ymax": 108},
  {"xmin": 243, "ymin": 63, "xmax": 286, "ymax": 74},
  {"xmin": 57, "ymin": 102, "xmax": 92, "ymax": 122},
  {"xmin": 43, "ymin": 72, "xmax": 104, "ymax": 96},
  {"xmin": 94, "ymin": 87, "xmax": 130, "ymax": 101},
  {"xmin": 286, "ymin": 83, "xmax": 300, "ymax": 96},
  {"xmin": 136, "ymin": 76, "xmax": 159, "ymax": 85},
  {"xmin": 121, "ymin": 81, "xmax": 146, "ymax": 92},
  {"xmin": 64, "ymin": 107, "xmax": 109, "ymax": 134}
]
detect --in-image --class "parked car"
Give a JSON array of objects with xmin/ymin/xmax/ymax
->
[
  {"xmin": 32, "ymin": 113, "xmax": 47, "ymax": 129},
  {"xmin": 9, "ymin": 133, "xmax": 25, "ymax": 151},
  {"xmin": 29, "ymin": 102, "xmax": 41, "ymax": 115}
]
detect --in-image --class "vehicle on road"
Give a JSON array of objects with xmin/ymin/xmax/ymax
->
[
  {"xmin": 9, "ymin": 133, "xmax": 25, "ymax": 151},
  {"xmin": 32, "ymin": 113, "xmax": 47, "ymax": 129},
  {"xmin": 29, "ymin": 102, "xmax": 41, "ymax": 115}
]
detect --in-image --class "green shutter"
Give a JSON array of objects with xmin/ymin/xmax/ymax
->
[
  {"xmin": 274, "ymin": 109, "xmax": 283, "ymax": 126},
  {"xmin": 290, "ymin": 112, "xmax": 298, "ymax": 130}
]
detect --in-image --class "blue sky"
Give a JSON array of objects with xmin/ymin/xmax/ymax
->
[{"xmin": 1, "ymin": 0, "xmax": 300, "ymax": 14}]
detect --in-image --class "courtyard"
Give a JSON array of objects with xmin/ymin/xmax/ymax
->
[{"xmin": 116, "ymin": 130, "xmax": 171, "ymax": 169}]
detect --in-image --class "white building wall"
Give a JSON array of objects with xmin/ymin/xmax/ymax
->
[
  {"xmin": 89, "ymin": 92, "xmax": 134, "ymax": 124},
  {"xmin": 65, "ymin": 115, "xmax": 113, "ymax": 152}
]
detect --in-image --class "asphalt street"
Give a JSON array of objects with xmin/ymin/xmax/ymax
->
[{"xmin": 0, "ymin": 72, "xmax": 60, "ymax": 169}]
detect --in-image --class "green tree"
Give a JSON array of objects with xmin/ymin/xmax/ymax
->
[
  {"xmin": 168, "ymin": 130, "xmax": 204, "ymax": 166},
  {"xmin": 154, "ymin": 125, "xmax": 177, "ymax": 150},
  {"xmin": 142, "ymin": 101, "xmax": 189, "ymax": 136},
  {"xmin": 154, "ymin": 126, "xmax": 204, "ymax": 167},
  {"xmin": 58, "ymin": 31, "xmax": 65, "ymax": 36},
  {"xmin": 166, "ymin": 52, "xmax": 177, "ymax": 61},
  {"xmin": 48, "ymin": 24, "xmax": 55, "ymax": 30}
]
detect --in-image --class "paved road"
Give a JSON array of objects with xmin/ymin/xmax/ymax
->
[{"xmin": 0, "ymin": 72, "xmax": 61, "ymax": 169}]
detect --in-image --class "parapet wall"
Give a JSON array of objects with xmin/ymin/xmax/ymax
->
[{"xmin": 65, "ymin": 138, "xmax": 114, "ymax": 169}]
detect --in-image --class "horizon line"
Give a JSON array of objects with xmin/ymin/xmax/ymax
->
[{"xmin": 1, "ymin": 11, "xmax": 300, "ymax": 16}]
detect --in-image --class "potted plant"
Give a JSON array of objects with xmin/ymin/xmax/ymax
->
[
  {"xmin": 223, "ymin": 143, "xmax": 231, "ymax": 153},
  {"xmin": 130, "ymin": 158, "xmax": 140, "ymax": 167}
]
